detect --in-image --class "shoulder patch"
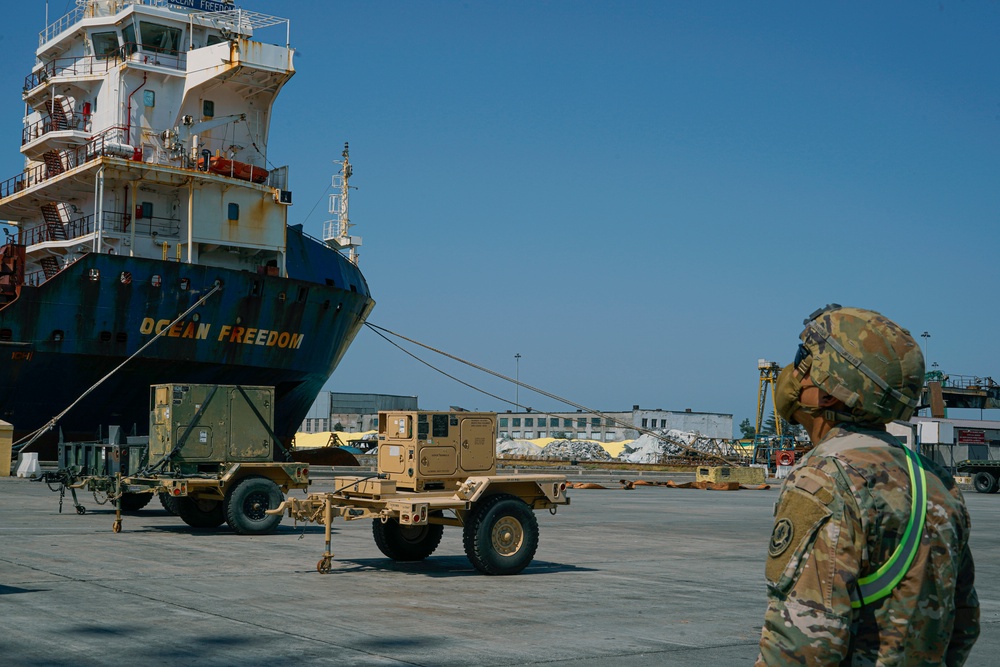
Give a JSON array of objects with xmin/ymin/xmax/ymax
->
[
  {"xmin": 768, "ymin": 518, "xmax": 794, "ymax": 557},
  {"xmin": 765, "ymin": 488, "xmax": 832, "ymax": 585}
]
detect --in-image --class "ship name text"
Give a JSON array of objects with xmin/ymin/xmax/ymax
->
[{"xmin": 139, "ymin": 318, "xmax": 305, "ymax": 349}]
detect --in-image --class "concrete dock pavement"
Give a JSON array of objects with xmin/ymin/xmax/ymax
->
[{"xmin": 1, "ymin": 474, "xmax": 996, "ymax": 666}]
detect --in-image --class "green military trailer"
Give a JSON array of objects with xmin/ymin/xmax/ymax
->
[
  {"xmin": 956, "ymin": 459, "xmax": 1000, "ymax": 494},
  {"xmin": 270, "ymin": 410, "xmax": 571, "ymax": 575},
  {"xmin": 46, "ymin": 384, "xmax": 309, "ymax": 534}
]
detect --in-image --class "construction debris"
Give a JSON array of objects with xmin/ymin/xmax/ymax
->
[{"xmin": 616, "ymin": 479, "xmax": 770, "ymax": 491}]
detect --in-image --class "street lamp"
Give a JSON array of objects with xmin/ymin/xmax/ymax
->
[
  {"xmin": 514, "ymin": 353, "xmax": 521, "ymax": 410},
  {"xmin": 920, "ymin": 331, "xmax": 930, "ymax": 363}
]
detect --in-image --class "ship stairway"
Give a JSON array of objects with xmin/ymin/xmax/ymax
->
[
  {"xmin": 43, "ymin": 150, "xmax": 65, "ymax": 178},
  {"xmin": 44, "ymin": 97, "xmax": 71, "ymax": 132},
  {"xmin": 0, "ymin": 242, "xmax": 24, "ymax": 306},
  {"xmin": 40, "ymin": 203, "xmax": 68, "ymax": 242},
  {"xmin": 39, "ymin": 255, "xmax": 60, "ymax": 279}
]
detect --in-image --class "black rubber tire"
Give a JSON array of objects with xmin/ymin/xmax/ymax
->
[
  {"xmin": 463, "ymin": 494, "xmax": 539, "ymax": 575},
  {"xmin": 176, "ymin": 496, "xmax": 226, "ymax": 529},
  {"xmin": 159, "ymin": 492, "xmax": 180, "ymax": 515},
  {"xmin": 973, "ymin": 471, "xmax": 998, "ymax": 494},
  {"xmin": 372, "ymin": 515, "xmax": 444, "ymax": 561},
  {"xmin": 224, "ymin": 476, "xmax": 284, "ymax": 535},
  {"xmin": 119, "ymin": 492, "xmax": 152, "ymax": 512}
]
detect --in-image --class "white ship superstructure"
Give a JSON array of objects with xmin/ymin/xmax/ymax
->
[{"xmin": 2, "ymin": 0, "xmax": 296, "ymax": 289}]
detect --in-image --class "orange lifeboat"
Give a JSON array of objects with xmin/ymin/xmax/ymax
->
[{"xmin": 197, "ymin": 156, "xmax": 269, "ymax": 183}]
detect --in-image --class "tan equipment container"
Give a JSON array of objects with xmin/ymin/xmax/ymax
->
[{"xmin": 377, "ymin": 411, "xmax": 496, "ymax": 491}]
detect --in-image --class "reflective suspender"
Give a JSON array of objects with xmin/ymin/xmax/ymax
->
[{"xmin": 849, "ymin": 443, "xmax": 928, "ymax": 609}]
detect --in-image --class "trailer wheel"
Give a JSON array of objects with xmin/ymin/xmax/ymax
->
[
  {"xmin": 119, "ymin": 492, "xmax": 152, "ymax": 513},
  {"xmin": 225, "ymin": 476, "xmax": 284, "ymax": 535},
  {"xmin": 159, "ymin": 492, "xmax": 179, "ymax": 515},
  {"xmin": 372, "ymin": 513, "xmax": 444, "ymax": 561},
  {"xmin": 463, "ymin": 494, "xmax": 539, "ymax": 575},
  {"xmin": 176, "ymin": 496, "xmax": 226, "ymax": 529},
  {"xmin": 973, "ymin": 471, "xmax": 999, "ymax": 494}
]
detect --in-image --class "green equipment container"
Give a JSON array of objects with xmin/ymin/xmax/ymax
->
[{"xmin": 149, "ymin": 384, "xmax": 275, "ymax": 465}]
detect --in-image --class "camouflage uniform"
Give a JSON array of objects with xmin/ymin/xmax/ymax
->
[{"xmin": 756, "ymin": 424, "xmax": 979, "ymax": 666}]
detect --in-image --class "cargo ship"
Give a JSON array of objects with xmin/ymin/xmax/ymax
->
[{"xmin": 0, "ymin": 0, "xmax": 374, "ymax": 455}]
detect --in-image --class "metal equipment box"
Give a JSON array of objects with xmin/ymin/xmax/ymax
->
[
  {"xmin": 696, "ymin": 465, "xmax": 766, "ymax": 485},
  {"xmin": 149, "ymin": 384, "xmax": 275, "ymax": 464},
  {"xmin": 377, "ymin": 411, "xmax": 496, "ymax": 491}
]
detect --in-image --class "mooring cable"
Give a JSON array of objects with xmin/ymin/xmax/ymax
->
[
  {"xmin": 363, "ymin": 321, "xmax": 730, "ymax": 463},
  {"xmin": 13, "ymin": 281, "xmax": 223, "ymax": 452}
]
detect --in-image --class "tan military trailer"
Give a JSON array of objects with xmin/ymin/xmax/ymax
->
[
  {"xmin": 270, "ymin": 410, "xmax": 570, "ymax": 575},
  {"xmin": 110, "ymin": 384, "xmax": 309, "ymax": 534}
]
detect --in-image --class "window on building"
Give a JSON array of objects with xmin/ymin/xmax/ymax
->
[
  {"xmin": 606, "ymin": 418, "xmax": 614, "ymax": 426},
  {"xmin": 525, "ymin": 418, "xmax": 533, "ymax": 427},
  {"xmin": 641, "ymin": 418, "xmax": 648, "ymax": 428},
  {"xmin": 591, "ymin": 417, "xmax": 600, "ymax": 426},
  {"xmin": 92, "ymin": 32, "xmax": 120, "ymax": 58},
  {"xmin": 577, "ymin": 418, "xmax": 585, "ymax": 427},
  {"xmin": 525, "ymin": 431, "xmax": 534, "ymax": 439},
  {"xmin": 513, "ymin": 418, "xmax": 521, "ymax": 427},
  {"xmin": 500, "ymin": 431, "xmax": 509, "ymax": 438},
  {"xmin": 122, "ymin": 23, "xmax": 137, "ymax": 54},
  {"xmin": 564, "ymin": 419, "xmax": 572, "ymax": 427},
  {"xmin": 538, "ymin": 418, "xmax": 546, "ymax": 427},
  {"xmin": 660, "ymin": 419, "xmax": 667, "ymax": 428},
  {"xmin": 499, "ymin": 418, "xmax": 508, "ymax": 427},
  {"xmin": 513, "ymin": 431, "xmax": 521, "ymax": 439},
  {"xmin": 139, "ymin": 22, "xmax": 182, "ymax": 55},
  {"xmin": 539, "ymin": 431, "xmax": 547, "ymax": 438}
]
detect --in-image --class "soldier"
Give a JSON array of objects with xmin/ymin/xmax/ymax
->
[{"xmin": 756, "ymin": 305, "xmax": 979, "ymax": 666}]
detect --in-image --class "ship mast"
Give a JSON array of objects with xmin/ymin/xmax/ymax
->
[{"xmin": 324, "ymin": 142, "xmax": 361, "ymax": 265}]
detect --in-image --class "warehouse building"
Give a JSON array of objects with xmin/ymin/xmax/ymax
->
[
  {"xmin": 498, "ymin": 405, "xmax": 733, "ymax": 441},
  {"xmin": 299, "ymin": 392, "xmax": 418, "ymax": 434}
]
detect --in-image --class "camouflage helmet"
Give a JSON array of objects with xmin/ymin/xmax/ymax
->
[{"xmin": 796, "ymin": 304, "xmax": 924, "ymax": 423}]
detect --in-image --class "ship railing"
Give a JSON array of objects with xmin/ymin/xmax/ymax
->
[
  {"xmin": 42, "ymin": 2, "xmax": 290, "ymax": 47},
  {"xmin": 22, "ymin": 112, "xmax": 94, "ymax": 146},
  {"xmin": 0, "ymin": 132, "xmax": 128, "ymax": 200},
  {"xmin": 24, "ymin": 269, "xmax": 47, "ymax": 287},
  {"xmin": 25, "ymin": 55, "xmax": 118, "ymax": 91},
  {"xmin": 39, "ymin": 2, "xmax": 87, "ymax": 46},
  {"xmin": 17, "ymin": 211, "xmax": 181, "ymax": 247},
  {"xmin": 25, "ymin": 44, "xmax": 185, "ymax": 92},
  {"xmin": 120, "ymin": 42, "xmax": 187, "ymax": 71}
]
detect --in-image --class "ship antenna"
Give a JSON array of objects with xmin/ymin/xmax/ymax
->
[{"xmin": 323, "ymin": 142, "xmax": 362, "ymax": 265}]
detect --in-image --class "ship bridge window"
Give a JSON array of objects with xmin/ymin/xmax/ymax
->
[
  {"xmin": 92, "ymin": 32, "xmax": 120, "ymax": 58},
  {"xmin": 99, "ymin": 331, "xmax": 112, "ymax": 343},
  {"xmin": 122, "ymin": 23, "xmax": 138, "ymax": 55},
  {"xmin": 0, "ymin": 328, "xmax": 11, "ymax": 341},
  {"xmin": 206, "ymin": 34, "xmax": 225, "ymax": 47},
  {"xmin": 139, "ymin": 22, "xmax": 181, "ymax": 56}
]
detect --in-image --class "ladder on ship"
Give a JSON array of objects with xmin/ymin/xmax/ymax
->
[{"xmin": 0, "ymin": 242, "xmax": 24, "ymax": 305}]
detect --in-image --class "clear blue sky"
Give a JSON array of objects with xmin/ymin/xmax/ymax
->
[{"xmin": 3, "ymin": 1, "xmax": 1000, "ymax": 433}]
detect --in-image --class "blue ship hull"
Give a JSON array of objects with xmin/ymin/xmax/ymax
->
[{"xmin": 0, "ymin": 226, "xmax": 373, "ymax": 455}]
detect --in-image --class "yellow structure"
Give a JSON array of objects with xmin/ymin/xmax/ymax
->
[
  {"xmin": 756, "ymin": 359, "xmax": 782, "ymax": 437},
  {"xmin": 696, "ymin": 465, "xmax": 766, "ymax": 485},
  {"xmin": 0, "ymin": 419, "xmax": 12, "ymax": 476}
]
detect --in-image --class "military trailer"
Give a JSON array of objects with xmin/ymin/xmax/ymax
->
[
  {"xmin": 956, "ymin": 459, "xmax": 1000, "ymax": 494},
  {"xmin": 270, "ymin": 410, "xmax": 571, "ymax": 575},
  {"xmin": 43, "ymin": 384, "xmax": 309, "ymax": 535}
]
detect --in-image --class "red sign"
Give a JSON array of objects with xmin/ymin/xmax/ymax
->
[{"xmin": 957, "ymin": 429, "xmax": 987, "ymax": 445}]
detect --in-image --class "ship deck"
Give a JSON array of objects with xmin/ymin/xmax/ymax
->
[{"xmin": 1, "ymin": 469, "xmax": 997, "ymax": 666}]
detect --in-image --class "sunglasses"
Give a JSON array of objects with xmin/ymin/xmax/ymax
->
[{"xmin": 794, "ymin": 343, "xmax": 811, "ymax": 369}]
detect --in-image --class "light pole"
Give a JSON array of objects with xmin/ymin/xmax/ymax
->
[
  {"xmin": 920, "ymin": 331, "xmax": 930, "ymax": 364},
  {"xmin": 514, "ymin": 353, "xmax": 521, "ymax": 410}
]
